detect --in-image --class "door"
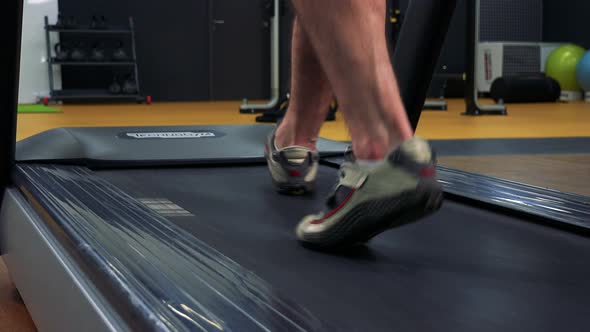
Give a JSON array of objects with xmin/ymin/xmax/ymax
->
[{"xmin": 209, "ymin": 0, "xmax": 270, "ymax": 100}]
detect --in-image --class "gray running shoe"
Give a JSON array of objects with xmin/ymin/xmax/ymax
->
[
  {"xmin": 296, "ymin": 137, "xmax": 443, "ymax": 249},
  {"xmin": 265, "ymin": 129, "xmax": 319, "ymax": 194}
]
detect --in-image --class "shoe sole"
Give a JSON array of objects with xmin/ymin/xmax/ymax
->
[
  {"xmin": 298, "ymin": 179, "xmax": 443, "ymax": 251},
  {"xmin": 265, "ymin": 151, "xmax": 316, "ymax": 195},
  {"xmin": 272, "ymin": 178, "xmax": 314, "ymax": 196}
]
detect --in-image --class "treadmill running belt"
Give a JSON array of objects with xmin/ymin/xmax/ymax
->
[{"xmin": 96, "ymin": 165, "xmax": 590, "ymax": 332}]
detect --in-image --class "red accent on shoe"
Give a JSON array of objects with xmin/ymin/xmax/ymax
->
[
  {"xmin": 289, "ymin": 170, "xmax": 302, "ymax": 177},
  {"xmin": 420, "ymin": 166, "xmax": 436, "ymax": 178},
  {"xmin": 310, "ymin": 189, "xmax": 356, "ymax": 225}
]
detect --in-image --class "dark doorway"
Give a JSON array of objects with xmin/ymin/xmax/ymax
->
[{"xmin": 209, "ymin": 0, "xmax": 270, "ymax": 100}]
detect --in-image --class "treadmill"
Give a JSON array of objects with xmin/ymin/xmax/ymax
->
[{"xmin": 2, "ymin": 1, "xmax": 590, "ymax": 331}]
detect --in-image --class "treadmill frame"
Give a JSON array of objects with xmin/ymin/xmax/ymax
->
[
  {"xmin": 0, "ymin": 0, "xmax": 21, "ymax": 196},
  {"xmin": 1, "ymin": 189, "xmax": 130, "ymax": 332}
]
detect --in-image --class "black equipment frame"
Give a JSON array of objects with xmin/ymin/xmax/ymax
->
[
  {"xmin": 0, "ymin": 0, "xmax": 23, "ymax": 195},
  {"xmin": 392, "ymin": 0, "xmax": 458, "ymax": 130}
]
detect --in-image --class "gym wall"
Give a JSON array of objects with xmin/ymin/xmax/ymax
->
[
  {"xmin": 48, "ymin": 0, "xmax": 588, "ymax": 103},
  {"xmin": 19, "ymin": 0, "xmax": 60, "ymax": 103},
  {"xmin": 543, "ymin": 0, "xmax": 590, "ymax": 48},
  {"xmin": 57, "ymin": 0, "xmax": 270, "ymax": 102},
  {"xmin": 57, "ymin": 0, "xmax": 210, "ymax": 101},
  {"xmin": 50, "ymin": 0, "xmax": 469, "ymax": 102},
  {"xmin": 479, "ymin": 0, "xmax": 543, "ymax": 42}
]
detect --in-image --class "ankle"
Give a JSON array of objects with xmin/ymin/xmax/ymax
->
[
  {"xmin": 278, "ymin": 139, "xmax": 317, "ymax": 151},
  {"xmin": 275, "ymin": 124, "xmax": 317, "ymax": 151},
  {"xmin": 355, "ymin": 159, "xmax": 382, "ymax": 169},
  {"xmin": 351, "ymin": 139, "xmax": 389, "ymax": 161}
]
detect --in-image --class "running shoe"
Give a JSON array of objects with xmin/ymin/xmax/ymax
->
[
  {"xmin": 296, "ymin": 137, "xmax": 443, "ymax": 249},
  {"xmin": 265, "ymin": 128, "xmax": 320, "ymax": 194}
]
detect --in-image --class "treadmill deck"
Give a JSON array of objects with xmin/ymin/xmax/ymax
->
[{"xmin": 93, "ymin": 165, "xmax": 590, "ymax": 331}]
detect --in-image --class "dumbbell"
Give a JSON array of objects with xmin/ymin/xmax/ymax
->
[
  {"xmin": 112, "ymin": 41, "xmax": 129, "ymax": 61},
  {"xmin": 58, "ymin": 15, "xmax": 77, "ymax": 29},
  {"xmin": 54, "ymin": 43, "xmax": 70, "ymax": 61},
  {"xmin": 108, "ymin": 76, "xmax": 122, "ymax": 94},
  {"xmin": 91, "ymin": 15, "xmax": 108, "ymax": 29},
  {"xmin": 70, "ymin": 42, "xmax": 87, "ymax": 61},
  {"xmin": 122, "ymin": 74, "xmax": 138, "ymax": 95},
  {"xmin": 55, "ymin": 13, "xmax": 67, "ymax": 28},
  {"xmin": 90, "ymin": 42, "xmax": 106, "ymax": 62}
]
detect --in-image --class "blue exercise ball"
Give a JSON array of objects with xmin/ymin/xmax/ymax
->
[{"xmin": 577, "ymin": 50, "xmax": 590, "ymax": 91}]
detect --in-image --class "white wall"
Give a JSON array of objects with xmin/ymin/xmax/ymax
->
[{"xmin": 19, "ymin": 0, "xmax": 60, "ymax": 104}]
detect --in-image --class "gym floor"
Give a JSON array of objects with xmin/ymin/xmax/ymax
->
[
  {"xmin": 16, "ymin": 98, "xmax": 590, "ymax": 141},
  {"xmin": 3, "ymin": 98, "xmax": 590, "ymax": 331}
]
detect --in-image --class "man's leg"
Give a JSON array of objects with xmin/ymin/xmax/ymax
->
[
  {"xmin": 289, "ymin": 0, "xmax": 442, "ymax": 248},
  {"xmin": 275, "ymin": 17, "xmax": 333, "ymax": 151},
  {"xmin": 291, "ymin": 0, "xmax": 413, "ymax": 160},
  {"xmin": 264, "ymin": 17, "xmax": 334, "ymax": 194}
]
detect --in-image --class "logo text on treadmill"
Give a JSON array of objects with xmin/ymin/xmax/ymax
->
[{"xmin": 119, "ymin": 130, "xmax": 225, "ymax": 139}]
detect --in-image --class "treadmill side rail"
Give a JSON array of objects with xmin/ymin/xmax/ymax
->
[
  {"xmin": 438, "ymin": 166, "xmax": 590, "ymax": 231},
  {"xmin": 321, "ymin": 156, "xmax": 590, "ymax": 232},
  {"xmin": 0, "ymin": 188, "xmax": 129, "ymax": 332},
  {"xmin": 12, "ymin": 164, "xmax": 329, "ymax": 332}
]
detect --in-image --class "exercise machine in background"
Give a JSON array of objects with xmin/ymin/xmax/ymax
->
[
  {"xmin": 426, "ymin": 0, "xmax": 509, "ymax": 115},
  {"xmin": 244, "ymin": 0, "xmax": 454, "ymax": 120},
  {"xmin": 245, "ymin": 0, "xmax": 509, "ymax": 118},
  {"xmin": 239, "ymin": 0, "xmax": 282, "ymax": 114},
  {"xmin": 390, "ymin": 2, "xmax": 454, "ymax": 112},
  {"xmin": 423, "ymin": 69, "xmax": 463, "ymax": 111},
  {"xmin": 239, "ymin": 0, "xmax": 338, "ymax": 123},
  {"xmin": 464, "ymin": 0, "xmax": 507, "ymax": 115},
  {"xmin": 396, "ymin": 0, "xmax": 508, "ymax": 115},
  {"xmin": 254, "ymin": 92, "xmax": 338, "ymax": 123}
]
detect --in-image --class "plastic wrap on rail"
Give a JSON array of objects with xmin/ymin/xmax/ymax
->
[
  {"xmin": 14, "ymin": 164, "xmax": 329, "ymax": 332},
  {"xmin": 437, "ymin": 166, "xmax": 590, "ymax": 230}
]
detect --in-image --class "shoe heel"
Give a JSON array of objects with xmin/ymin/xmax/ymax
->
[{"xmin": 389, "ymin": 178, "xmax": 443, "ymax": 230}]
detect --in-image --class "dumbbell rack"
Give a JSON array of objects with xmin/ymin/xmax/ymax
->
[{"xmin": 41, "ymin": 15, "xmax": 150, "ymax": 105}]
